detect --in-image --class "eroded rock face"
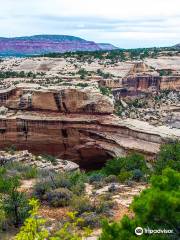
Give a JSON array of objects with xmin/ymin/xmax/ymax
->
[
  {"xmin": 99, "ymin": 62, "xmax": 180, "ymax": 98},
  {"xmin": 123, "ymin": 75, "xmax": 161, "ymax": 93},
  {"xmin": 0, "ymin": 85, "xmax": 179, "ymax": 167},
  {"xmin": 4, "ymin": 85, "xmax": 114, "ymax": 114},
  {"xmin": 160, "ymin": 76, "xmax": 180, "ymax": 90},
  {"xmin": 121, "ymin": 62, "xmax": 161, "ymax": 94}
]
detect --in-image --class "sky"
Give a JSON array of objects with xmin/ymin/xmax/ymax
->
[{"xmin": 0, "ymin": 0, "xmax": 180, "ymax": 48}]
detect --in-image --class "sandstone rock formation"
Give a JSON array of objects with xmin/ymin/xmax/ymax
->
[
  {"xmin": 3, "ymin": 84, "xmax": 114, "ymax": 114},
  {"xmin": 0, "ymin": 150, "xmax": 79, "ymax": 172},
  {"xmin": 0, "ymin": 84, "xmax": 179, "ymax": 168},
  {"xmin": 99, "ymin": 62, "xmax": 180, "ymax": 98}
]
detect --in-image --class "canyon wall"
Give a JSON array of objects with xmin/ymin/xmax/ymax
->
[
  {"xmin": 99, "ymin": 62, "xmax": 180, "ymax": 98},
  {"xmin": 3, "ymin": 85, "xmax": 114, "ymax": 114},
  {"xmin": 0, "ymin": 85, "xmax": 179, "ymax": 167}
]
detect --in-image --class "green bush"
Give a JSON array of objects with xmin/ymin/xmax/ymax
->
[
  {"xmin": 100, "ymin": 168, "xmax": 180, "ymax": 240},
  {"xmin": 88, "ymin": 172, "xmax": 105, "ymax": 184},
  {"xmin": 99, "ymin": 86, "xmax": 112, "ymax": 96},
  {"xmin": 76, "ymin": 83, "xmax": 89, "ymax": 88},
  {"xmin": 96, "ymin": 200, "xmax": 114, "ymax": 216},
  {"xmin": 45, "ymin": 188, "xmax": 72, "ymax": 207},
  {"xmin": 104, "ymin": 175, "xmax": 118, "ymax": 183},
  {"xmin": 132, "ymin": 169, "xmax": 144, "ymax": 182},
  {"xmin": 118, "ymin": 171, "xmax": 133, "ymax": 183},
  {"xmin": 70, "ymin": 181, "xmax": 85, "ymax": 195},
  {"xmin": 15, "ymin": 199, "xmax": 49, "ymax": 240},
  {"xmin": 50, "ymin": 211, "xmax": 92, "ymax": 239},
  {"xmin": 70, "ymin": 196, "xmax": 93, "ymax": 215},
  {"xmin": 155, "ymin": 141, "xmax": 180, "ymax": 174},
  {"xmin": 34, "ymin": 171, "xmax": 86, "ymax": 203},
  {"xmin": 0, "ymin": 172, "xmax": 30, "ymax": 228},
  {"xmin": 79, "ymin": 212, "xmax": 101, "ymax": 228},
  {"xmin": 52, "ymin": 174, "xmax": 72, "ymax": 189},
  {"xmin": 34, "ymin": 178, "xmax": 53, "ymax": 200},
  {"xmin": 5, "ymin": 162, "xmax": 38, "ymax": 179},
  {"xmin": 3, "ymin": 191, "xmax": 30, "ymax": 227},
  {"xmin": 23, "ymin": 166, "xmax": 38, "ymax": 179},
  {"xmin": 102, "ymin": 153, "xmax": 148, "ymax": 181},
  {"xmin": 0, "ymin": 200, "xmax": 7, "ymax": 231}
]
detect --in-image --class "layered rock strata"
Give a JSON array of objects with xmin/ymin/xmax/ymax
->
[
  {"xmin": 0, "ymin": 85, "xmax": 179, "ymax": 167},
  {"xmin": 99, "ymin": 62, "xmax": 180, "ymax": 98}
]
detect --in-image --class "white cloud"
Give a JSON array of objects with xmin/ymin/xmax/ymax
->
[{"xmin": 0, "ymin": 0, "xmax": 180, "ymax": 47}]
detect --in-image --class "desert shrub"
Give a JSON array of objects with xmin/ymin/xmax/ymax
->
[
  {"xmin": 76, "ymin": 83, "xmax": 89, "ymax": 88},
  {"xmin": 15, "ymin": 199, "xmax": 49, "ymax": 240},
  {"xmin": 5, "ymin": 162, "xmax": 38, "ymax": 180},
  {"xmin": 34, "ymin": 178, "xmax": 53, "ymax": 200},
  {"xmin": 41, "ymin": 154, "xmax": 58, "ymax": 165},
  {"xmin": 100, "ymin": 168, "xmax": 180, "ymax": 240},
  {"xmin": 15, "ymin": 203, "xmax": 91, "ymax": 239},
  {"xmin": 155, "ymin": 141, "xmax": 180, "ymax": 174},
  {"xmin": 118, "ymin": 171, "xmax": 133, "ymax": 183},
  {"xmin": 3, "ymin": 191, "xmax": 30, "ymax": 227},
  {"xmin": 104, "ymin": 175, "xmax": 118, "ymax": 183},
  {"xmin": 102, "ymin": 156, "xmax": 125, "ymax": 176},
  {"xmin": 97, "ymin": 69, "xmax": 113, "ymax": 79},
  {"xmin": 132, "ymin": 169, "xmax": 144, "ymax": 182},
  {"xmin": 79, "ymin": 212, "xmax": 101, "ymax": 228},
  {"xmin": 99, "ymin": 86, "xmax": 112, "ymax": 96},
  {"xmin": 69, "ymin": 171, "xmax": 87, "ymax": 188},
  {"xmin": 0, "ymin": 200, "xmax": 7, "ymax": 231},
  {"xmin": 96, "ymin": 200, "xmax": 114, "ymax": 216},
  {"xmin": 93, "ymin": 181, "xmax": 105, "ymax": 190},
  {"xmin": 69, "ymin": 172, "xmax": 86, "ymax": 195},
  {"xmin": 22, "ymin": 166, "xmax": 38, "ymax": 179},
  {"xmin": 52, "ymin": 174, "xmax": 72, "ymax": 189},
  {"xmin": 77, "ymin": 68, "xmax": 88, "ymax": 76},
  {"xmin": 70, "ymin": 195, "xmax": 114, "ymax": 230},
  {"xmin": 88, "ymin": 172, "xmax": 105, "ymax": 184},
  {"xmin": 53, "ymin": 172, "xmax": 86, "ymax": 195},
  {"xmin": 0, "ymin": 172, "xmax": 30, "ymax": 227},
  {"xmin": 34, "ymin": 171, "xmax": 86, "ymax": 206},
  {"xmin": 38, "ymin": 168, "xmax": 51, "ymax": 178},
  {"xmin": 71, "ymin": 194, "xmax": 114, "ymax": 223},
  {"xmin": 45, "ymin": 188, "xmax": 72, "ymax": 207},
  {"xmin": 70, "ymin": 196, "xmax": 94, "ymax": 215},
  {"xmin": 51, "ymin": 212, "xmax": 92, "ymax": 239},
  {"xmin": 128, "ymin": 99, "xmax": 147, "ymax": 108},
  {"xmin": 70, "ymin": 181, "xmax": 85, "ymax": 195},
  {"xmin": 102, "ymin": 153, "xmax": 148, "ymax": 182}
]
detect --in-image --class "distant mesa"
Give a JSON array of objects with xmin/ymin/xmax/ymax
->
[
  {"xmin": 174, "ymin": 43, "xmax": 180, "ymax": 48},
  {"xmin": 97, "ymin": 43, "xmax": 119, "ymax": 51},
  {"xmin": 0, "ymin": 34, "xmax": 118, "ymax": 56}
]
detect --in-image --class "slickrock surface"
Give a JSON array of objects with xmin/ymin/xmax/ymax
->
[{"xmin": 0, "ymin": 150, "xmax": 79, "ymax": 172}]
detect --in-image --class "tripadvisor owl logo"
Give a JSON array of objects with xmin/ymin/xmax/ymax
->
[
  {"xmin": 135, "ymin": 227, "xmax": 174, "ymax": 236},
  {"xmin": 135, "ymin": 227, "xmax": 143, "ymax": 236}
]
